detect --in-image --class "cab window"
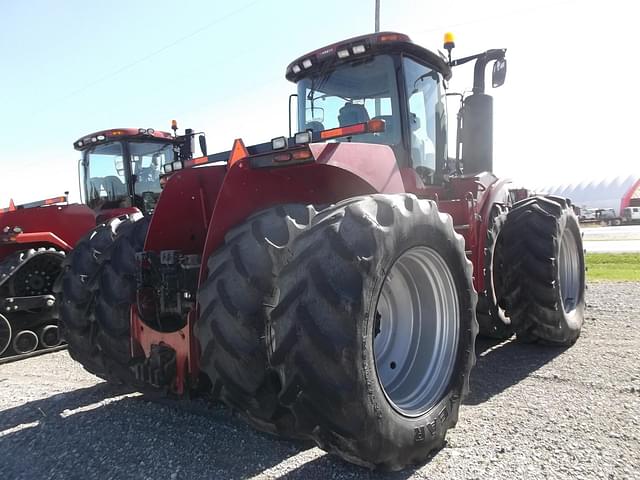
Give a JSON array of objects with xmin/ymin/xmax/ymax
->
[
  {"xmin": 85, "ymin": 142, "xmax": 128, "ymax": 210},
  {"xmin": 297, "ymin": 54, "xmax": 401, "ymax": 147},
  {"xmin": 403, "ymin": 58, "xmax": 446, "ymax": 184}
]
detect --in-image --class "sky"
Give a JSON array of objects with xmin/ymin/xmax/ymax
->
[{"xmin": 0, "ymin": 0, "xmax": 637, "ymax": 205}]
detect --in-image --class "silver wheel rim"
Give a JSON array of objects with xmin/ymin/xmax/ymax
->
[
  {"xmin": 374, "ymin": 246, "xmax": 460, "ymax": 417},
  {"xmin": 558, "ymin": 228, "xmax": 581, "ymax": 313}
]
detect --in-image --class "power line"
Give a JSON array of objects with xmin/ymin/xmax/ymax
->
[
  {"xmin": 30, "ymin": 0, "xmax": 264, "ymax": 117},
  {"xmin": 416, "ymin": 0, "xmax": 578, "ymax": 35}
]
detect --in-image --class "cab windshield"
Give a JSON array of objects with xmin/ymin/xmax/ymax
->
[
  {"xmin": 85, "ymin": 142, "xmax": 127, "ymax": 210},
  {"xmin": 297, "ymin": 54, "xmax": 401, "ymax": 146},
  {"xmin": 83, "ymin": 141, "xmax": 174, "ymax": 214}
]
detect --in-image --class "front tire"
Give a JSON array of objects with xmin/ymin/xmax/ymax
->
[
  {"xmin": 476, "ymin": 205, "xmax": 513, "ymax": 339},
  {"xmin": 501, "ymin": 196, "xmax": 585, "ymax": 345},
  {"xmin": 267, "ymin": 195, "xmax": 477, "ymax": 470}
]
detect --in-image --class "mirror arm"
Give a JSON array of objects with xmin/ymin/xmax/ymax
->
[{"xmin": 472, "ymin": 49, "xmax": 506, "ymax": 94}]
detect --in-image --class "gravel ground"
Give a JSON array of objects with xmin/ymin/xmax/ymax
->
[{"xmin": 0, "ymin": 282, "xmax": 638, "ymax": 479}]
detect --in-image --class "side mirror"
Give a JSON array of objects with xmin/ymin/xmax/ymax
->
[
  {"xmin": 492, "ymin": 58, "xmax": 507, "ymax": 88},
  {"xmin": 198, "ymin": 135, "xmax": 207, "ymax": 157}
]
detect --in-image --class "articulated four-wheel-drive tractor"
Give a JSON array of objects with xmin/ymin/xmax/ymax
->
[
  {"xmin": 0, "ymin": 126, "xmax": 199, "ymax": 360},
  {"xmin": 58, "ymin": 32, "xmax": 585, "ymax": 470}
]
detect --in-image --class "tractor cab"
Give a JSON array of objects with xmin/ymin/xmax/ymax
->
[
  {"xmin": 74, "ymin": 126, "xmax": 198, "ymax": 216},
  {"xmin": 288, "ymin": 32, "xmax": 506, "ymax": 187}
]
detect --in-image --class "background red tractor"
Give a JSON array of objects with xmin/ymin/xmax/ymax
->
[
  {"xmin": 0, "ymin": 126, "xmax": 200, "ymax": 360},
  {"xmin": 58, "ymin": 32, "xmax": 585, "ymax": 470}
]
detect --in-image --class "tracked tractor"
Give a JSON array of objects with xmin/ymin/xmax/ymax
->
[
  {"xmin": 59, "ymin": 32, "xmax": 585, "ymax": 470},
  {"xmin": 0, "ymin": 126, "xmax": 200, "ymax": 360}
]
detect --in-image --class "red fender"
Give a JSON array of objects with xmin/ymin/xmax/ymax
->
[
  {"xmin": 0, "ymin": 204, "xmax": 96, "ymax": 258},
  {"xmin": 143, "ymin": 141, "xmax": 405, "ymax": 273}
]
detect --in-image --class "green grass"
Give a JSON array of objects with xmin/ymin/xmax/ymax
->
[{"xmin": 586, "ymin": 253, "xmax": 640, "ymax": 282}]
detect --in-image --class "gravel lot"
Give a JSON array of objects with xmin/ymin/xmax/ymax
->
[{"xmin": 1, "ymin": 282, "xmax": 638, "ymax": 479}]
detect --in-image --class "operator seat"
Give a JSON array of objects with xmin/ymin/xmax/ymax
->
[
  {"xmin": 338, "ymin": 103, "xmax": 369, "ymax": 126},
  {"xmin": 304, "ymin": 121, "xmax": 325, "ymax": 133},
  {"xmin": 101, "ymin": 176, "xmax": 127, "ymax": 198}
]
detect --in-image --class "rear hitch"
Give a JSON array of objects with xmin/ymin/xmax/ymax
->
[
  {"xmin": 135, "ymin": 250, "xmax": 200, "ymax": 330},
  {"xmin": 132, "ymin": 343, "xmax": 177, "ymax": 389},
  {"xmin": 131, "ymin": 250, "xmax": 201, "ymax": 394}
]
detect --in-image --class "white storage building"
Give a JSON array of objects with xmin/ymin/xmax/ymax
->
[{"xmin": 540, "ymin": 175, "xmax": 640, "ymax": 216}]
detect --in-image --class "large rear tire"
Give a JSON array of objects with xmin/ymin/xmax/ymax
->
[
  {"xmin": 501, "ymin": 196, "xmax": 585, "ymax": 345},
  {"xmin": 195, "ymin": 204, "xmax": 317, "ymax": 437},
  {"xmin": 56, "ymin": 214, "xmax": 151, "ymax": 386},
  {"xmin": 267, "ymin": 195, "xmax": 477, "ymax": 470}
]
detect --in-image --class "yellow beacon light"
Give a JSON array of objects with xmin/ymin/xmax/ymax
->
[
  {"xmin": 443, "ymin": 32, "xmax": 456, "ymax": 65},
  {"xmin": 444, "ymin": 32, "xmax": 455, "ymax": 50}
]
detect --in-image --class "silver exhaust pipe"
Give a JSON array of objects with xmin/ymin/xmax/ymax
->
[
  {"xmin": 12, "ymin": 330, "xmax": 38, "ymax": 355},
  {"xmin": 0, "ymin": 314, "xmax": 11, "ymax": 356},
  {"xmin": 38, "ymin": 324, "xmax": 61, "ymax": 349}
]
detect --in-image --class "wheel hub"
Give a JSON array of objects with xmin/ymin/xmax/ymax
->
[
  {"xmin": 12, "ymin": 254, "xmax": 62, "ymax": 297},
  {"xmin": 558, "ymin": 228, "xmax": 581, "ymax": 313},
  {"xmin": 374, "ymin": 246, "xmax": 460, "ymax": 417}
]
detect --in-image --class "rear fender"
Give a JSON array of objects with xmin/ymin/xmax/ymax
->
[
  {"xmin": 144, "ymin": 165, "xmax": 227, "ymax": 254},
  {"xmin": 199, "ymin": 142, "xmax": 405, "ymax": 280}
]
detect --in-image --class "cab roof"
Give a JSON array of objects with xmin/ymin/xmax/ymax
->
[
  {"xmin": 74, "ymin": 128, "xmax": 174, "ymax": 150},
  {"xmin": 285, "ymin": 31, "xmax": 451, "ymax": 83}
]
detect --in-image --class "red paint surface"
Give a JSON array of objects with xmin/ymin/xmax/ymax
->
[
  {"xmin": 0, "ymin": 203, "xmax": 96, "ymax": 258},
  {"xmin": 130, "ymin": 307, "xmax": 193, "ymax": 395}
]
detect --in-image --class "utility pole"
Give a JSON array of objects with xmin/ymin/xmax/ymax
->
[{"xmin": 374, "ymin": 0, "xmax": 381, "ymax": 116}]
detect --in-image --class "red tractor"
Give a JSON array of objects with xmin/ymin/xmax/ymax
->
[
  {"xmin": 58, "ymin": 32, "xmax": 585, "ymax": 470},
  {"xmin": 0, "ymin": 126, "xmax": 200, "ymax": 360}
]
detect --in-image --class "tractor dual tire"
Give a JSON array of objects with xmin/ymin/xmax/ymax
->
[
  {"xmin": 57, "ymin": 213, "xmax": 151, "ymax": 387},
  {"xmin": 267, "ymin": 195, "xmax": 477, "ymax": 470},
  {"xmin": 195, "ymin": 204, "xmax": 318, "ymax": 437},
  {"xmin": 501, "ymin": 196, "xmax": 585, "ymax": 345},
  {"xmin": 476, "ymin": 205, "xmax": 513, "ymax": 339}
]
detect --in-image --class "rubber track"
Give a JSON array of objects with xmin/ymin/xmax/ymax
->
[
  {"xmin": 0, "ymin": 248, "xmax": 66, "ymax": 358},
  {"xmin": 0, "ymin": 248, "xmax": 65, "ymax": 292}
]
